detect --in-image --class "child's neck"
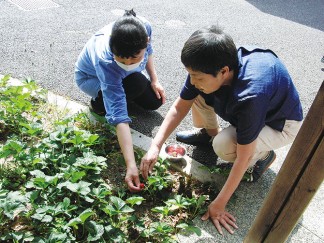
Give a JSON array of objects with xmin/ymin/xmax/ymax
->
[{"xmin": 223, "ymin": 70, "xmax": 234, "ymax": 86}]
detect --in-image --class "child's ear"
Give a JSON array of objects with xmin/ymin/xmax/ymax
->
[
  {"xmin": 221, "ymin": 66, "xmax": 230, "ymax": 75},
  {"xmin": 147, "ymin": 37, "xmax": 150, "ymax": 43}
]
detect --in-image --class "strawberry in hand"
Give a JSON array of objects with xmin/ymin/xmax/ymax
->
[{"xmin": 140, "ymin": 183, "xmax": 145, "ymax": 190}]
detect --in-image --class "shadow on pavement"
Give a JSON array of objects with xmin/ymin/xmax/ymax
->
[
  {"xmin": 190, "ymin": 146, "xmax": 218, "ymax": 167},
  {"xmin": 127, "ymin": 102, "xmax": 165, "ymax": 137},
  {"xmin": 245, "ymin": 0, "xmax": 324, "ymax": 31}
]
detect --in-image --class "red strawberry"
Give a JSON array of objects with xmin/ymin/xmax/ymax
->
[{"xmin": 140, "ymin": 183, "xmax": 145, "ymax": 189}]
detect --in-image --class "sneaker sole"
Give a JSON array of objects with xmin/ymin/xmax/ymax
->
[
  {"xmin": 243, "ymin": 151, "xmax": 276, "ymax": 183},
  {"xmin": 252, "ymin": 152, "xmax": 277, "ymax": 182}
]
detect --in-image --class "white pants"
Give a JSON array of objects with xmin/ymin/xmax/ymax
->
[{"xmin": 192, "ymin": 95, "xmax": 302, "ymax": 166}]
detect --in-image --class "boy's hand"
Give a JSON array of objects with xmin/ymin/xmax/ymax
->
[
  {"xmin": 125, "ymin": 166, "xmax": 142, "ymax": 192},
  {"xmin": 201, "ymin": 201, "xmax": 238, "ymax": 235},
  {"xmin": 140, "ymin": 145, "xmax": 160, "ymax": 180}
]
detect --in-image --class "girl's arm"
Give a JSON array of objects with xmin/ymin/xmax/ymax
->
[
  {"xmin": 145, "ymin": 54, "xmax": 166, "ymax": 104},
  {"xmin": 116, "ymin": 122, "xmax": 141, "ymax": 192}
]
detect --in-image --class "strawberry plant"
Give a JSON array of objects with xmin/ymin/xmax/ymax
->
[{"xmin": 0, "ymin": 75, "xmax": 216, "ymax": 242}]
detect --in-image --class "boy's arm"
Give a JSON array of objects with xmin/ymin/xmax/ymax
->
[
  {"xmin": 145, "ymin": 54, "xmax": 166, "ymax": 104},
  {"xmin": 202, "ymin": 140, "xmax": 257, "ymax": 235},
  {"xmin": 140, "ymin": 97, "xmax": 194, "ymax": 179},
  {"xmin": 116, "ymin": 122, "xmax": 141, "ymax": 192}
]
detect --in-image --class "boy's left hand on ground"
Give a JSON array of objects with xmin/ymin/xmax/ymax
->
[
  {"xmin": 201, "ymin": 201, "xmax": 238, "ymax": 235},
  {"xmin": 151, "ymin": 81, "xmax": 166, "ymax": 104},
  {"xmin": 125, "ymin": 167, "xmax": 142, "ymax": 192}
]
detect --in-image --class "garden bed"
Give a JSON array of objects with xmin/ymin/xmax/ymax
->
[{"xmin": 0, "ymin": 75, "xmax": 221, "ymax": 242}]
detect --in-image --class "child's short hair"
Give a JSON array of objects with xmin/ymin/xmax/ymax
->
[
  {"xmin": 181, "ymin": 25, "xmax": 238, "ymax": 76},
  {"xmin": 110, "ymin": 9, "xmax": 148, "ymax": 58}
]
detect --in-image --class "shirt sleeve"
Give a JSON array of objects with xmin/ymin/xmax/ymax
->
[
  {"xmin": 180, "ymin": 75, "xmax": 199, "ymax": 100},
  {"xmin": 142, "ymin": 19, "xmax": 153, "ymax": 55},
  {"xmin": 96, "ymin": 60, "xmax": 131, "ymax": 125}
]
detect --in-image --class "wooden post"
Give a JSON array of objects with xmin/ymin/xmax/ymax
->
[{"xmin": 244, "ymin": 81, "xmax": 324, "ymax": 243}]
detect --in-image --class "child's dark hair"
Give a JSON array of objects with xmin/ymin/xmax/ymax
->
[
  {"xmin": 181, "ymin": 25, "xmax": 238, "ymax": 76},
  {"xmin": 109, "ymin": 9, "xmax": 148, "ymax": 58}
]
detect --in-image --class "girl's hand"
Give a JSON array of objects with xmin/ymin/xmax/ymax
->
[
  {"xmin": 125, "ymin": 166, "xmax": 142, "ymax": 192},
  {"xmin": 151, "ymin": 81, "xmax": 166, "ymax": 104}
]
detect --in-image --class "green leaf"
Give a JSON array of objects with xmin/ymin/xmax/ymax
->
[
  {"xmin": 42, "ymin": 214, "xmax": 53, "ymax": 223},
  {"xmin": 54, "ymin": 197, "xmax": 77, "ymax": 216},
  {"xmin": 86, "ymin": 134, "xmax": 99, "ymax": 145},
  {"xmin": 66, "ymin": 209, "xmax": 94, "ymax": 229},
  {"xmin": 86, "ymin": 221, "xmax": 104, "ymax": 241},
  {"xmin": 126, "ymin": 196, "xmax": 145, "ymax": 206},
  {"xmin": 0, "ymin": 189, "xmax": 9, "ymax": 199},
  {"xmin": 67, "ymin": 132, "xmax": 83, "ymax": 145},
  {"xmin": 0, "ymin": 140, "xmax": 24, "ymax": 158},
  {"xmin": 73, "ymin": 152, "xmax": 107, "ymax": 172},
  {"xmin": 1, "ymin": 74, "xmax": 11, "ymax": 82},
  {"xmin": 19, "ymin": 122, "xmax": 43, "ymax": 136},
  {"xmin": 102, "ymin": 205, "xmax": 117, "ymax": 216},
  {"xmin": 26, "ymin": 190, "xmax": 40, "ymax": 203},
  {"xmin": 2, "ymin": 191, "xmax": 27, "ymax": 219},
  {"xmin": 109, "ymin": 196, "xmax": 134, "ymax": 213},
  {"xmin": 91, "ymin": 185, "xmax": 112, "ymax": 199},
  {"xmin": 0, "ymin": 231, "xmax": 34, "ymax": 241},
  {"xmin": 62, "ymin": 197, "xmax": 71, "ymax": 209},
  {"xmin": 110, "ymin": 196, "xmax": 126, "ymax": 210},
  {"xmin": 149, "ymin": 221, "xmax": 173, "ymax": 234},
  {"xmin": 120, "ymin": 205, "xmax": 134, "ymax": 213},
  {"xmin": 196, "ymin": 195, "xmax": 206, "ymax": 208},
  {"xmin": 151, "ymin": 206, "xmax": 170, "ymax": 217},
  {"xmin": 176, "ymin": 223, "xmax": 202, "ymax": 236},
  {"xmin": 70, "ymin": 171, "xmax": 86, "ymax": 183},
  {"xmin": 30, "ymin": 170, "xmax": 45, "ymax": 177},
  {"xmin": 79, "ymin": 208, "xmax": 94, "ymax": 223},
  {"xmin": 84, "ymin": 196, "xmax": 94, "ymax": 203},
  {"xmin": 66, "ymin": 217, "xmax": 82, "ymax": 229},
  {"xmin": 47, "ymin": 232, "xmax": 68, "ymax": 242},
  {"xmin": 64, "ymin": 181, "xmax": 91, "ymax": 195}
]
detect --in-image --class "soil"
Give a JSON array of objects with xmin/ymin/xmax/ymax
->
[{"xmin": 101, "ymin": 154, "xmax": 220, "ymax": 232}]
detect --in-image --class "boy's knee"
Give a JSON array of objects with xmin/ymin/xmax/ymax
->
[
  {"xmin": 212, "ymin": 135, "xmax": 223, "ymax": 157},
  {"xmin": 212, "ymin": 133, "xmax": 237, "ymax": 162}
]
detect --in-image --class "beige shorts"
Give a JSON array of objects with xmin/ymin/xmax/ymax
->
[{"xmin": 192, "ymin": 95, "xmax": 302, "ymax": 166}]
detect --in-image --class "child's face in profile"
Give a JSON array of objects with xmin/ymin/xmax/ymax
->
[
  {"xmin": 114, "ymin": 48, "xmax": 146, "ymax": 65},
  {"xmin": 186, "ymin": 67, "xmax": 226, "ymax": 94}
]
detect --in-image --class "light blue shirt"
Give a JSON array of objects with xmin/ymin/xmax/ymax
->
[{"xmin": 75, "ymin": 17, "xmax": 153, "ymax": 125}]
